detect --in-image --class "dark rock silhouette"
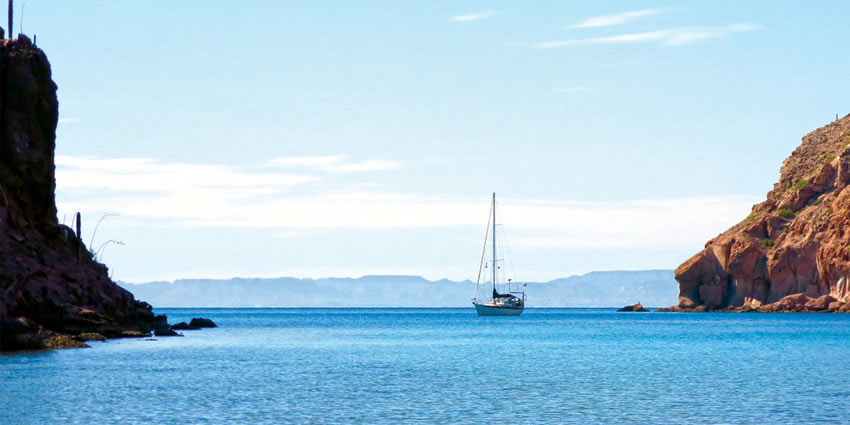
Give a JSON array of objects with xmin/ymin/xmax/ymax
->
[
  {"xmin": 0, "ymin": 38, "xmax": 166, "ymax": 351},
  {"xmin": 189, "ymin": 318, "xmax": 217, "ymax": 328},
  {"xmin": 172, "ymin": 321, "xmax": 200, "ymax": 330}
]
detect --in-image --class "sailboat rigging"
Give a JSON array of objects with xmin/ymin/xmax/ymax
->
[{"xmin": 472, "ymin": 193, "xmax": 525, "ymax": 316}]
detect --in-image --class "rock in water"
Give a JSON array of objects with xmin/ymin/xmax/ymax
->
[
  {"xmin": 617, "ymin": 303, "xmax": 649, "ymax": 312},
  {"xmin": 0, "ymin": 39, "xmax": 166, "ymax": 351},
  {"xmin": 189, "ymin": 318, "xmax": 217, "ymax": 328},
  {"xmin": 673, "ymin": 115, "xmax": 850, "ymax": 312},
  {"xmin": 171, "ymin": 321, "xmax": 200, "ymax": 330}
]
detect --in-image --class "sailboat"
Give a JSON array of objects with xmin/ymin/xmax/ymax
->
[{"xmin": 472, "ymin": 193, "xmax": 526, "ymax": 316}]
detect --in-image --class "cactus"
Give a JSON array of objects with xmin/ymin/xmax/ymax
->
[{"xmin": 75, "ymin": 211, "xmax": 81, "ymax": 261}]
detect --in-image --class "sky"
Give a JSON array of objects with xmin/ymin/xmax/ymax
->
[{"xmin": 20, "ymin": 1, "xmax": 850, "ymax": 283}]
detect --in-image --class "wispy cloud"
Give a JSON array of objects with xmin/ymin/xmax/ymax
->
[
  {"xmin": 451, "ymin": 11, "xmax": 496, "ymax": 22},
  {"xmin": 55, "ymin": 154, "xmax": 760, "ymax": 252},
  {"xmin": 266, "ymin": 155, "xmax": 400, "ymax": 173},
  {"xmin": 572, "ymin": 9, "xmax": 663, "ymax": 28},
  {"xmin": 538, "ymin": 24, "xmax": 761, "ymax": 48},
  {"xmin": 56, "ymin": 156, "xmax": 317, "ymax": 197},
  {"xmin": 266, "ymin": 155, "xmax": 344, "ymax": 167},
  {"xmin": 326, "ymin": 159, "xmax": 399, "ymax": 173}
]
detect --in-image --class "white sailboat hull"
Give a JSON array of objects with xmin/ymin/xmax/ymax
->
[
  {"xmin": 472, "ymin": 193, "xmax": 526, "ymax": 317},
  {"xmin": 473, "ymin": 302, "xmax": 524, "ymax": 316}
]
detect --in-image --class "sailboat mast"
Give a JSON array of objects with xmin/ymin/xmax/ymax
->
[{"xmin": 492, "ymin": 192, "xmax": 496, "ymax": 294}]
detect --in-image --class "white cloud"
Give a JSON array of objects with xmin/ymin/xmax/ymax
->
[
  {"xmin": 325, "ymin": 159, "xmax": 399, "ymax": 173},
  {"xmin": 55, "ymin": 154, "xmax": 760, "ymax": 252},
  {"xmin": 266, "ymin": 155, "xmax": 344, "ymax": 167},
  {"xmin": 56, "ymin": 155, "xmax": 316, "ymax": 195},
  {"xmin": 266, "ymin": 155, "xmax": 400, "ymax": 174},
  {"xmin": 571, "ymin": 9, "xmax": 663, "ymax": 28},
  {"xmin": 452, "ymin": 11, "xmax": 496, "ymax": 22},
  {"xmin": 537, "ymin": 24, "xmax": 761, "ymax": 48}
]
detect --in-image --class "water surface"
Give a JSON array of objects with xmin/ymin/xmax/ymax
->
[{"xmin": 2, "ymin": 308, "xmax": 849, "ymax": 424}]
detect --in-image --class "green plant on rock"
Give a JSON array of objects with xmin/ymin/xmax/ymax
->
[
  {"xmin": 792, "ymin": 178, "xmax": 809, "ymax": 191},
  {"xmin": 761, "ymin": 238, "xmax": 775, "ymax": 249},
  {"xmin": 812, "ymin": 197, "xmax": 823, "ymax": 206},
  {"xmin": 744, "ymin": 212, "xmax": 762, "ymax": 223},
  {"xmin": 778, "ymin": 208, "xmax": 796, "ymax": 219}
]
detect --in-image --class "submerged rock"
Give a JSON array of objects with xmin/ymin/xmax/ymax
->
[
  {"xmin": 42, "ymin": 334, "xmax": 89, "ymax": 349},
  {"xmin": 78, "ymin": 332, "xmax": 107, "ymax": 341}
]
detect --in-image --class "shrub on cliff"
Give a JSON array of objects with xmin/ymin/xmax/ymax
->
[{"xmin": 778, "ymin": 208, "xmax": 796, "ymax": 219}]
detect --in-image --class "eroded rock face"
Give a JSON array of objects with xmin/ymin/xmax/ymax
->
[
  {"xmin": 673, "ymin": 114, "xmax": 850, "ymax": 311},
  {"xmin": 0, "ymin": 39, "xmax": 161, "ymax": 351}
]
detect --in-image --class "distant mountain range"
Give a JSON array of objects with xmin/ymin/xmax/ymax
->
[{"xmin": 119, "ymin": 270, "xmax": 677, "ymax": 308}]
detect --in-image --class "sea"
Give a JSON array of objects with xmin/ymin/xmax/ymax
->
[{"xmin": 2, "ymin": 308, "xmax": 850, "ymax": 424}]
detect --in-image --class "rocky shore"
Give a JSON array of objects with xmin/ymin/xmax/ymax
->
[
  {"xmin": 671, "ymin": 114, "xmax": 850, "ymax": 312},
  {"xmin": 0, "ymin": 36, "xmax": 173, "ymax": 351}
]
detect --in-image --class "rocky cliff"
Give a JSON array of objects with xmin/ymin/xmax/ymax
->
[
  {"xmin": 0, "ymin": 36, "xmax": 168, "ymax": 350},
  {"xmin": 673, "ymin": 114, "xmax": 850, "ymax": 312}
]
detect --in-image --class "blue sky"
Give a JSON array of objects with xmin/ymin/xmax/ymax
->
[{"xmin": 24, "ymin": 1, "xmax": 850, "ymax": 282}]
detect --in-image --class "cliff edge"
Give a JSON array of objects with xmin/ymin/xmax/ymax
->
[
  {"xmin": 0, "ymin": 36, "xmax": 168, "ymax": 350},
  {"xmin": 673, "ymin": 114, "xmax": 850, "ymax": 312}
]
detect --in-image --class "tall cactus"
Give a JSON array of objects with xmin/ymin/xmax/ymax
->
[{"xmin": 75, "ymin": 211, "xmax": 81, "ymax": 261}]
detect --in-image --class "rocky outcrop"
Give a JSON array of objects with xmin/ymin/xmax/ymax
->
[
  {"xmin": 189, "ymin": 317, "xmax": 217, "ymax": 328},
  {"xmin": 0, "ymin": 36, "xmax": 167, "ymax": 351},
  {"xmin": 170, "ymin": 318, "xmax": 217, "ymax": 330},
  {"xmin": 172, "ymin": 321, "xmax": 200, "ymax": 330},
  {"xmin": 617, "ymin": 303, "xmax": 649, "ymax": 312},
  {"xmin": 673, "ymin": 114, "xmax": 850, "ymax": 312}
]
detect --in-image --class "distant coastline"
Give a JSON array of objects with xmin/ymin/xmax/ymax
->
[{"xmin": 120, "ymin": 270, "xmax": 677, "ymax": 308}]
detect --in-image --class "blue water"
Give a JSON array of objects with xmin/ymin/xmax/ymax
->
[{"xmin": 2, "ymin": 308, "xmax": 850, "ymax": 424}]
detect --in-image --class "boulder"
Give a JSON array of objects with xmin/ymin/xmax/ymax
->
[
  {"xmin": 189, "ymin": 318, "xmax": 217, "ymax": 328},
  {"xmin": 805, "ymin": 294, "xmax": 838, "ymax": 311},
  {"xmin": 171, "ymin": 321, "xmax": 200, "ymax": 330},
  {"xmin": 153, "ymin": 328, "xmax": 182, "ymax": 337}
]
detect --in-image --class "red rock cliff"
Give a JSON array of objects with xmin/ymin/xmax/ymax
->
[
  {"xmin": 0, "ymin": 37, "xmax": 167, "ymax": 350},
  {"xmin": 674, "ymin": 114, "xmax": 850, "ymax": 312}
]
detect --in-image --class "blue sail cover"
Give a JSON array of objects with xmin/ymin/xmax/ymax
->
[{"xmin": 493, "ymin": 288, "xmax": 517, "ymax": 299}]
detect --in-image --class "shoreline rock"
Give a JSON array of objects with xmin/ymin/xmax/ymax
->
[
  {"xmin": 669, "ymin": 114, "xmax": 850, "ymax": 312},
  {"xmin": 171, "ymin": 321, "xmax": 200, "ymax": 330},
  {"xmin": 189, "ymin": 318, "xmax": 217, "ymax": 328},
  {"xmin": 617, "ymin": 303, "xmax": 649, "ymax": 312},
  {"xmin": 0, "ymin": 38, "xmax": 172, "ymax": 351}
]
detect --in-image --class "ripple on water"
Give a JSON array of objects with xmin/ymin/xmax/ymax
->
[{"xmin": 2, "ymin": 308, "xmax": 850, "ymax": 424}]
